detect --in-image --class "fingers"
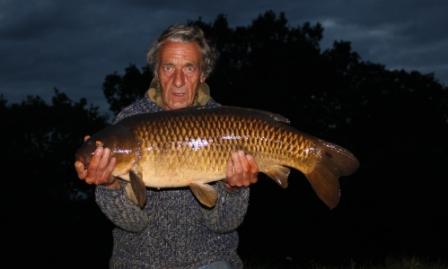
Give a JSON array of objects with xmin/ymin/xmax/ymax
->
[
  {"xmin": 89, "ymin": 147, "xmax": 112, "ymax": 184},
  {"xmin": 103, "ymin": 157, "xmax": 117, "ymax": 184},
  {"xmin": 87, "ymin": 146, "xmax": 103, "ymax": 180},
  {"xmin": 228, "ymin": 152, "xmax": 244, "ymax": 187},
  {"xmin": 237, "ymin": 151, "xmax": 249, "ymax": 173},
  {"xmin": 74, "ymin": 161, "xmax": 87, "ymax": 179},
  {"xmin": 233, "ymin": 151, "xmax": 244, "ymax": 176},
  {"xmin": 96, "ymin": 148, "xmax": 114, "ymax": 183},
  {"xmin": 226, "ymin": 150, "xmax": 259, "ymax": 188},
  {"xmin": 246, "ymin": 155, "xmax": 259, "ymax": 184},
  {"xmin": 226, "ymin": 157, "xmax": 233, "ymax": 179},
  {"xmin": 98, "ymin": 147, "xmax": 111, "ymax": 171},
  {"xmin": 75, "ymin": 145, "xmax": 116, "ymax": 186}
]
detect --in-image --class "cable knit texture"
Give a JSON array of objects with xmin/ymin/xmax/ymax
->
[{"xmin": 95, "ymin": 86, "xmax": 250, "ymax": 269}]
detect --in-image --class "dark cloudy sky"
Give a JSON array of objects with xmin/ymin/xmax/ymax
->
[{"xmin": 1, "ymin": 0, "xmax": 447, "ymax": 110}]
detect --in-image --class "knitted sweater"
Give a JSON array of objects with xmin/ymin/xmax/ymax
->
[{"xmin": 95, "ymin": 94, "xmax": 250, "ymax": 269}]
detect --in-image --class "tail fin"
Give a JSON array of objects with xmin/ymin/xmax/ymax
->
[{"xmin": 305, "ymin": 140, "xmax": 359, "ymax": 209}]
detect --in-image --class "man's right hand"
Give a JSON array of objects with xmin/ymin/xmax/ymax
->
[{"xmin": 74, "ymin": 136, "xmax": 120, "ymax": 189}]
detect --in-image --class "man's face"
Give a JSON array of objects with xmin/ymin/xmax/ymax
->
[{"xmin": 157, "ymin": 40, "xmax": 205, "ymax": 110}]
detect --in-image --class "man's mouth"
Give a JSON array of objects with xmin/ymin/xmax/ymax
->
[{"xmin": 172, "ymin": 92, "xmax": 186, "ymax": 97}]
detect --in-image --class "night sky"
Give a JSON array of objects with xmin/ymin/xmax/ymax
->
[{"xmin": 1, "ymin": 0, "xmax": 447, "ymax": 110}]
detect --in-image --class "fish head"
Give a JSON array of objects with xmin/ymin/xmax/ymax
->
[
  {"xmin": 75, "ymin": 137, "xmax": 97, "ymax": 167},
  {"xmin": 75, "ymin": 124, "xmax": 138, "ymax": 175}
]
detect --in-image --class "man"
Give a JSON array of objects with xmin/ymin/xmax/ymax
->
[{"xmin": 74, "ymin": 25, "xmax": 258, "ymax": 269}]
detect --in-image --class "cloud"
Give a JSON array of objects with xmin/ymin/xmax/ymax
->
[
  {"xmin": 0, "ymin": 0, "xmax": 446, "ymax": 111},
  {"xmin": 307, "ymin": 0, "xmax": 448, "ymax": 83}
]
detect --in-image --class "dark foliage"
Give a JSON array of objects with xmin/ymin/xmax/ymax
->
[
  {"xmin": 103, "ymin": 65, "xmax": 153, "ymax": 114},
  {"xmin": 1, "ymin": 90, "xmax": 112, "ymax": 267},
  {"xmin": 4, "ymin": 10, "xmax": 448, "ymax": 267}
]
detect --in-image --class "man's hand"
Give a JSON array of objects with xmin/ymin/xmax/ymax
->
[
  {"xmin": 225, "ymin": 150, "xmax": 259, "ymax": 190},
  {"xmin": 74, "ymin": 136, "xmax": 120, "ymax": 189}
]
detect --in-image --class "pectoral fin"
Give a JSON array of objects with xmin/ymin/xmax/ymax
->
[
  {"xmin": 124, "ymin": 170, "xmax": 147, "ymax": 209},
  {"xmin": 189, "ymin": 182, "xmax": 218, "ymax": 208},
  {"xmin": 264, "ymin": 164, "xmax": 290, "ymax": 188}
]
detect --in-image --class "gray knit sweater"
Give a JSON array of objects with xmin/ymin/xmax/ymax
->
[{"xmin": 95, "ymin": 96, "xmax": 250, "ymax": 269}]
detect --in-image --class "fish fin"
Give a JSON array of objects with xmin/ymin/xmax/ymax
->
[
  {"xmin": 189, "ymin": 182, "xmax": 218, "ymax": 208},
  {"xmin": 124, "ymin": 170, "xmax": 147, "ymax": 209},
  {"xmin": 264, "ymin": 164, "xmax": 290, "ymax": 188},
  {"xmin": 124, "ymin": 183, "xmax": 138, "ymax": 205},
  {"xmin": 256, "ymin": 109, "xmax": 290, "ymax": 124},
  {"xmin": 216, "ymin": 106, "xmax": 291, "ymax": 124},
  {"xmin": 305, "ymin": 140, "xmax": 359, "ymax": 209},
  {"xmin": 178, "ymin": 105, "xmax": 290, "ymax": 123},
  {"xmin": 244, "ymin": 108, "xmax": 290, "ymax": 124}
]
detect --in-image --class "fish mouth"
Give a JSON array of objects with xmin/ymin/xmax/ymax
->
[
  {"xmin": 74, "ymin": 151, "xmax": 89, "ymax": 167},
  {"xmin": 75, "ymin": 139, "xmax": 96, "ymax": 167}
]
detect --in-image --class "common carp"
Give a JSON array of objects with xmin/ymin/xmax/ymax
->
[{"xmin": 75, "ymin": 106, "xmax": 359, "ymax": 209}]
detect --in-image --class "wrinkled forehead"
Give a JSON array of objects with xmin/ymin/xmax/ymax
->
[{"xmin": 159, "ymin": 40, "xmax": 203, "ymax": 65}]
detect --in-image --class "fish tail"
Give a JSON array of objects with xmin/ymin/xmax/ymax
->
[{"xmin": 305, "ymin": 140, "xmax": 359, "ymax": 209}]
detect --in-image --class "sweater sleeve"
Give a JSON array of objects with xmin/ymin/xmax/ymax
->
[
  {"xmin": 95, "ymin": 184, "xmax": 151, "ymax": 233},
  {"xmin": 200, "ymin": 181, "xmax": 250, "ymax": 233}
]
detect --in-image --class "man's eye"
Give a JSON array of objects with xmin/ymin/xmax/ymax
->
[
  {"xmin": 163, "ymin": 65, "xmax": 173, "ymax": 72},
  {"xmin": 185, "ymin": 66, "xmax": 196, "ymax": 72}
]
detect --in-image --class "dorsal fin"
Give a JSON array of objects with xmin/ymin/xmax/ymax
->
[
  {"xmin": 134, "ymin": 105, "xmax": 291, "ymax": 125},
  {"xmin": 219, "ymin": 106, "xmax": 291, "ymax": 124}
]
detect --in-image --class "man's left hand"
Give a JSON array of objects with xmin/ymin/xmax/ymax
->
[{"xmin": 225, "ymin": 150, "xmax": 259, "ymax": 190}]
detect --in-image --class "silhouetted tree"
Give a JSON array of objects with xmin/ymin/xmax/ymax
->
[
  {"xmin": 103, "ymin": 65, "xmax": 153, "ymax": 114},
  {"xmin": 1, "ymin": 90, "xmax": 111, "ymax": 267}
]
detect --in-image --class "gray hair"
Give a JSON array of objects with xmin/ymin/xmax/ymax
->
[{"xmin": 147, "ymin": 24, "xmax": 217, "ymax": 79}]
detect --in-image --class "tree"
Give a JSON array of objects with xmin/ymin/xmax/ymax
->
[
  {"xmin": 1, "ymin": 90, "xmax": 111, "ymax": 267},
  {"xmin": 103, "ymin": 65, "xmax": 153, "ymax": 114}
]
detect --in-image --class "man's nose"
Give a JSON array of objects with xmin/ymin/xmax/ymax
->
[{"xmin": 174, "ymin": 70, "xmax": 185, "ymax": 88}]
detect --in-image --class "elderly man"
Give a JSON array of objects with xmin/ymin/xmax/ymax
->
[{"xmin": 75, "ymin": 25, "xmax": 258, "ymax": 269}]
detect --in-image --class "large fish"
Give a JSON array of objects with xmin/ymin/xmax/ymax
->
[{"xmin": 75, "ymin": 106, "xmax": 359, "ymax": 209}]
